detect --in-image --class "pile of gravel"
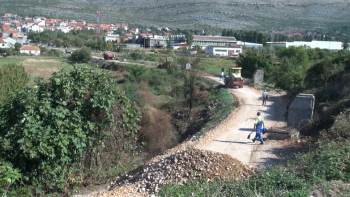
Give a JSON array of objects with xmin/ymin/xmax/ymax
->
[{"xmin": 107, "ymin": 149, "xmax": 251, "ymax": 196}]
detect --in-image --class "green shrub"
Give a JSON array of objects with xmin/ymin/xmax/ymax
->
[
  {"xmin": 0, "ymin": 67, "xmax": 116, "ymax": 193},
  {"xmin": 327, "ymin": 109, "xmax": 350, "ymax": 139},
  {"xmin": 293, "ymin": 140, "xmax": 350, "ymax": 182},
  {"xmin": 130, "ymin": 52, "xmax": 142, "ymax": 60},
  {"xmin": 0, "ymin": 160, "xmax": 22, "ymax": 196},
  {"xmin": 69, "ymin": 47, "xmax": 92, "ymax": 63},
  {"xmin": 0, "ymin": 63, "xmax": 29, "ymax": 106}
]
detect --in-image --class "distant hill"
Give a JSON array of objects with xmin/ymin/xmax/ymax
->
[{"xmin": 1, "ymin": 0, "xmax": 350, "ymax": 32}]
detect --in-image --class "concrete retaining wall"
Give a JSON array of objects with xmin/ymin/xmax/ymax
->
[
  {"xmin": 253, "ymin": 69, "xmax": 264, "ymax": 83},
  {"xmin": 287, "ymin": 94, "xmax": 315, "ymax": 129}
]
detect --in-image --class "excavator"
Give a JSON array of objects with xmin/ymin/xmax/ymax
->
[{"xmin": 224, "ymin": 67, "xmax": 244, "ymax": 88}]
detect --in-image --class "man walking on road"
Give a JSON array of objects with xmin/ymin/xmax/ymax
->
[
  {"xmin": 253, "ymin": 112, "xmax": 265, "ymax": 145},
  {"xmin": 262, "ymin": 89, "xmax": 268, "ymax": 106}
]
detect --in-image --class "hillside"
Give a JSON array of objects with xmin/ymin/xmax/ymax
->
[{"xmin": 1, "ymin": 0, "xmax": 350, "ymax": 32}]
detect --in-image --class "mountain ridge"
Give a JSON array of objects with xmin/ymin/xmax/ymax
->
[{"xmin": 1, "ymin": 0, "xmax": 349, "ymax": 32}]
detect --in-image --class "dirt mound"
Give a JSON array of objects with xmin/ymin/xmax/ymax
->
[{"xmin": 99, "ymin": 149, "xmax": 251, "ymax": 196}]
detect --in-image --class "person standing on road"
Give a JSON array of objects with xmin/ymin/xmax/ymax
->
[
  {"xmin": 262, "ymin": 89, "xmax": 268, "ymax": 106},
  {"xmin": 219, "ymin": 68, "xmax": 224, "ymax": 81},
  {"xmin": 253, "ymin": 112, "xmax": 265, "ymax": 145}
]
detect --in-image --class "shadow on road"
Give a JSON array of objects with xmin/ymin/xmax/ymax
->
[
  {"xmin": 214, "ymin": 140, "xmax": 254, "ymax": 145},
  {"xmin": 239, "ymin": 128, "xmax": 254, "ymax": 132},
  {"xmin": 259, "ymin": 95, "xmax": 288, "ymax": 123}
]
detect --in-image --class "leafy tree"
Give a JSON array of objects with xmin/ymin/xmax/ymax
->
[
  {"xmin": 277, "ymin": 46, "xmax": 309, "ymax": 65},
  {"xmin": 306, "ymin": 56, "xmax": 346, "ymax": 100},
  {"xmin": 74, "ymin": 38, "xmax": 84, "ymax": 47},
  {"xmin": 55, "ymin": 38, "xmax": 64, "ymax": 47},
  {"xmin": 0, "ymin": 64, "xmax": 29, "ymax": 106},
  {"xmin": 14, "ymin": 43, "xmax": 22, "ymax": 52},
  {"xmin": 185, "ymin": 31, "xmax": 193, "ymax": 48},
  {"xmin": 0, "ymin": 67, "xmax": 117, "ymax": 193},
  {"xmin": 342, "ymin": 39, "xmax": 349, "ymax": 50},
  {"xmin": 222, "ymin": 29, "xmax": 227, "ymax": 36},
  {"xmin": 184, "ymin": 58, "xmax": 202, "ymax": 112},
  {"xmin": 276, "ymin": 57, "xmax": 308, "ymax": 91},
  {"xmin": 69, "ymin": 47, "xmax": 92, "ymax": 63},
  {"xmin": 167, "ymin": 35, "xmax": 172, "ymax": 49}
]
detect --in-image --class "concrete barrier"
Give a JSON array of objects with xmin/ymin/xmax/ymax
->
[
  {"xmin": 287, "ymin": 94, "xmax": 315, "ymax": 129},
  {"xmin": 253, "ymin": 69, "xmax": 264, "ymax": 83}
]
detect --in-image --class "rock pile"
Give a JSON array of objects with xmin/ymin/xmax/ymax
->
[
  {"xmin": 105, "ymin": 149, "xmax": 251, "ymax": 196},
  {"xmin": 268, "ymin": 127, "xmax": 299, "ymax": 140}
]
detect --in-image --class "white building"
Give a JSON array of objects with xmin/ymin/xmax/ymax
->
[
  {"xmin": 0, "ymin": 38, "xmax": 11, "ymax": 48},
  {"xmin": 20, "ymin": 45, "xmax": 40, "ymax": 55},
  {"xmin": 103, "ymin": 34, "xmax": 120, "ymax": 42},
  {"xmin": 205, "ymin": 45, "xmax": 243, "ymax": 57},
  {"xmin": 0, "ymin": 37, "xmax": 16, "ymax": 48},
  {"xmin": 266, "ymin": 41, "xmax": 350, "ymax": 50},
  {"xmin": 236, "ymin": 41, "xmax": 263, "ymax": 48},
  {"xmin": 193, "ymin": 35, "xmax": 237, "ymax": 49}
]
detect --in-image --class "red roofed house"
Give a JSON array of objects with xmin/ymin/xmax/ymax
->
[
  {"xmin": 2, "ymin": 24, "xmax": 11, "ymax": 31},
  {"xmin": 20, "ymin": 45, "xmax": 40, "ymax": 56},
  {"xmin": 0, "ymin": 38, "xmax": 11, "ymax": 48}
]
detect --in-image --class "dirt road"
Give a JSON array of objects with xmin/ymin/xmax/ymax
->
[
  {"xmin": 83, "ymin": 78, "xmax": 300, "ymax": 196},
  {"xmin": 196, "ymin": 78, "xmax": 291, "ymax": 170}
]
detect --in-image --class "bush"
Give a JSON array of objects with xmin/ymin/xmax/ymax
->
[
  {"xmin": 0, "ymin": 67, "xmax": 116, "ymax": 193},
  {"xmin": 326, "ymin": 109, "xmax": 350, "ymax": 139},
  {"xmin": 69, "ymin": 47, "xmax": 92, "ymax": 63},
  {"xmin": 293, "ymin": 140, "xmax": 350, "ymax": 182},
  {"xmin": 0, "ymin": 160, "xmax": 22, "ymax": 196},
  {"xmin": 130, "ymin": 52, "xmax": 142, "ymax": 60},
  {"xmin": 0, "ymin": 63, "xmax": 29, "ymax": 106}
]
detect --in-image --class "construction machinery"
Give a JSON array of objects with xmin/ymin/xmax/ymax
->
[
  {"xmin": 224, "ymin": 67, "xmax": 244, "ymax": 88},
  {"xmin": 103, "ymin": 51, "xmax": 115, "ymax": 60}
]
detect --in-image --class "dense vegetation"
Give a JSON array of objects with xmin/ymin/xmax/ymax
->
[
  {"xmin": 0, "ymin": 63, "xmax": 29, "ymax": 106},
  {"xmin": 0, "ymin": 67, "xmax": 142, "ymax": 195}
]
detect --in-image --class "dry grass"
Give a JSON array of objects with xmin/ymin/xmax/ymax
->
[
  {"xmin": 22, "ymin": 58, "xmax": 66, "ymax": 81},
  {"xmin": 137, "ymin": 90, "xmax": 160, "ymax": 105},
  {"xmin": 139, "ymin": 106, "xmax": 176, "ymax": 156}
]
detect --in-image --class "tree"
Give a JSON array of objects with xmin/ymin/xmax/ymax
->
[
  {"xmin": 167, "ymin": 35, "xmax": 172, "ymax": 49},
  {"xmin": 69, "ymin": 47, "xmax": 92, "ymax": 63},
  {"xmin": 222, "ymin": 29, "xmax": 227, "ymax": 36},
  {"xmin": 14, "ymin": 43, "xmax": 21, "ymax": 52},
  {"xmin": 306, "ymin": 57, "xmax": 345, "ymax": 100},
  {"xmin": 185, "ymin": 31, "xmax": 193, "ymax": 49},
  {"xmin": 342, "ymin": 39, "xmax": 349, "ymax": 50},
  {"xmin": 184, "ymin": 58, "xmax": 202, "ymax": 112},
  {"xmin": 74, "ymin": 37, "xmax": 84, "ymax": 47}
]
